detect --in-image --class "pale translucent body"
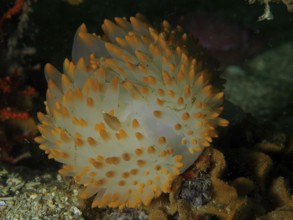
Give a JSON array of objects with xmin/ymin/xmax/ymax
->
[{"xmin": 35, "ymin": 14, "xmax": 228, "ymax": 208}]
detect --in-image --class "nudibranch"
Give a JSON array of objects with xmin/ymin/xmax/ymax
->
[{"xmin": 35, "ymin": 14, "xmax": 228, "ymax": 209}]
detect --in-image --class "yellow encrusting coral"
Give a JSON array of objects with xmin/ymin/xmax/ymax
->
[{"xmin": 35, "ymin": 14, "xmax": 228, "ymax": 209}]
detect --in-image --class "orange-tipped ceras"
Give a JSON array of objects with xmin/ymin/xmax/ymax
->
[{"xmin": 35, "ymin": 14, "xmax": 228, "ymax": 209}]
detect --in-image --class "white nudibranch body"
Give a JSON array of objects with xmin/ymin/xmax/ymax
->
[{"xmin": 35, "ymin": 14, "xmax": 228, "ymax": 209}]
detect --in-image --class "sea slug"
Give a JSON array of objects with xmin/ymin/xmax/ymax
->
[{"xmin": 35, "ymin": 14, "xmax": 228, "ymax": 209}]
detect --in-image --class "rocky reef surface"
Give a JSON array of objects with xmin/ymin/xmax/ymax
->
[{"xmin": 1, "ymin": 0, "xmax": 292, "ymax": 219}]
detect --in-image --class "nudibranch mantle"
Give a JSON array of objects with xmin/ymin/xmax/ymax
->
[{"xmin": 35, "ymin": 14, "xmax": 228, "ymax": 209}]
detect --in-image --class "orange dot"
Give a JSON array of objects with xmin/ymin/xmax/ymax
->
[
  {"xmin": 122, "ymin": 153, "xmax": 131, "ymax": 161},
  {"xmin": 158, "ymin": 136, "xmax": 166, "ymax": 144},
  {"xmin": 106, "ymin": 171, "xmax": 115, "ymax": 177},
  {"xmin": 182, "ymin": 112, "xmax": 190, "ymax": 121},
  {"xmin": 87, "ymin": 137, "xmax": 97, "ymax": 146},
  {"xmin": 154, "ymin": 165, "xmax": 161, "ymax": 171},
  {"xmin": 61, "ymin": 152, "xmax": 69, "ymax": 158},
  {"xmin": 184, "ymin": 85, "xmax": 191, "ymax": 98},
  {"xmin": 157, "ymin": 89, "xmax": 165, "ymax": 96},
  {"xmin": 194, "ymin": 112, "xmax": 202, "ymax": 118},
  {"xmin": 130, "ymin": 169, "xmax": 138, "ymax": 175},
  {"xmin": 160, "ymin": 150, "xmax": 167, "ymax": 157},
  {"xmin": 116, "ymin": 129, "xmax": 128, "ymax": 140},
  {"xmin": 175, "ymin": 123, "xmax": 182, "ymax": 130},
  {"xmin": 191, "ymin": 139, "xmax": 197, "ymax": 145},
  {"xmin": 135, "ymin": 148, "xmax": 143, "ymax": 156},
  {"xmin": 60, "ymin": 130, "xmax": 70, "ymax": 142},
  {"xmin": 181, "ymin": 138, "xmax": 187, "ymax": 145},
  {"xmin": 167, "ymin": 90, "xmax": 176, "ymax": 98},
  {"xmin": 86, "ymin": 97, "xmax": 94, "ymax": 107},
  {"xmin": 139, "ymin": 86, "xmax": 149, "ymax": 95},
  {"xmin": 177, "ymin": 97, "xmax": 184, "ymax": 105},
  {"xmin": 105, "ymin": 156, "xmax": 120, "ymax": 165},
  {"xmin": 91, "ymin": 161, "xmax": 103, "ymax": 169},
  {"xmin": 174, "ymin": 155, "xmax": 183, "ymax": 162},
  {"xmin": 137, "ymin": 160, "xmax": 146, "ymax": 167},
  {"xmin": 147, "ymin": 146, "xmax": 156, "ymax": 154},
  {"xmin": 99, "ymin": 129, "xmax": 110, "ymax": 141},
  {"xmin": 118, "ymin": 180, "xmax": 126, "ymax": 186},
  {"xmin": 135, "ymin": 132, "xmax": 144, "ymax": 140},
  {"xmin": 96, "ymin": 155, "xmax": 104, "ymax": 161},
  {"xmin": 153, "ymin": 110, "xmax": 162, "ymax": 118},
  {"xmin": 75, "ymin": 138, "xmax": 83, "ymax": 147},
  {"xmin": 75, "ymin": 88, "xmax": 83, "ymax": 100},
  {"xmin": 122, "ymin": 172, "xmax": 130, "ymax": 178},
  {"xmin": 132, "ymin": 119, "xmax": 140, "ymax": 128},
  {"xmin": 156, "ymin": 98, "xmax": 164, "ymax": 106},
  {"xmin": 187, "ymin": 130, "xmax": 194, "ymax": 135},
  {"xmin": 94, "ymin": 179, "xmax": 106, "ymax": 186}
]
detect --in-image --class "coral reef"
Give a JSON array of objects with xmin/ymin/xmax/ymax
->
[
  {"xmin": 0, "ymin": 0, "xmax": 39, "ymax": 164},
  {"xmin": 141, "ymin": 121, "xmax": 293, "ymax": 220},
  {"xmin": 0, "ymin": 0, "xmax": 292, "ymax": 219},
  {"xmin": 3, "ymin": 119, "xmax": 292, "ymax": 219},
  {"xmin": 0, "ymin": 0, "xmax": 24, "ymax": 33},
  {"xmin": 0, "ymin": 68, "xmax": 37, "ymax": 164},
  {"xmin": 0, "ymin": 0, "xmax": 36, "ymax": 59}
]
